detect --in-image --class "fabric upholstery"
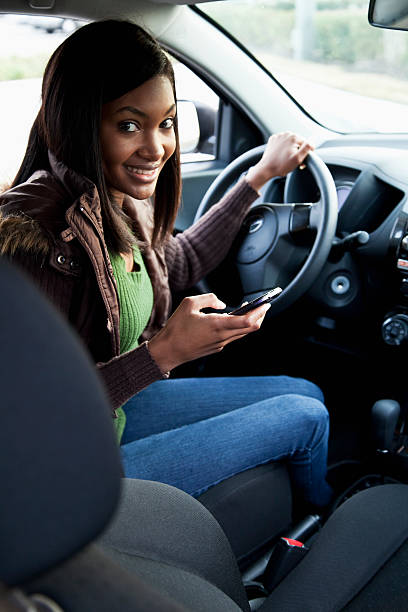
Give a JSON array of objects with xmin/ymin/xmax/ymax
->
[
  {"xmin": 343, "ymin": 537, "xmax": 408, "ymax": 610},
  {"xmin": 0, "ymin": 259, "xmax": 123, "ymax": 585},
  {"xmin": 259, "ymin": 484, "xmax": 408, "ymax": 611},
  {"xmin": 97, "ymin": 478, "xmax": 250, "ymax": 611},
  {"xmin": 23, "ymin": 544, "xmax": 189, "ymax": 612}
]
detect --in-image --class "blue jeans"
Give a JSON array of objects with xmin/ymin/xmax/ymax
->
[{"xmin": 120, "ymin": 375, "xmax": 332, "ymax": 507}]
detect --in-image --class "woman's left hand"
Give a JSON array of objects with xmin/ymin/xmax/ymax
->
[{"xmin": 246, "ymin": 132, "xmax": 314, "ymax": 193}]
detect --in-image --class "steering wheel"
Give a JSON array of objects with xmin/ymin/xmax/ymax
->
[{"xmin": 194, "ymin": 145, "xmax": 338, "ymax": 316}]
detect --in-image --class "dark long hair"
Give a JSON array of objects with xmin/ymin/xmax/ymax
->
[{"xmin": 12, "ymin": 19, "xmax": 181, "ymax": 251}]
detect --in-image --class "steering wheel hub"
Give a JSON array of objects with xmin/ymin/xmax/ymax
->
[{"xmin": 237, "ymin": 206, "xmax": 278, "ymax": 264}]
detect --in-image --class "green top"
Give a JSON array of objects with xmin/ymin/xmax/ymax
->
[{"xmin": 109, "ymin": 244, "xmax": 154, "ymax": 442}]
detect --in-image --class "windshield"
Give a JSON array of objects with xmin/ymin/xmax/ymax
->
[{"xmin": 199, "ymin": 0, "xmax": 408, "ymax": 134}]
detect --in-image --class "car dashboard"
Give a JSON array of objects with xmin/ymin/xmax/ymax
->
[
  {"xmin": 317, "ymin": 141, "xmax": 408, "ymax": 346},
  {"xmin": 246, "ymin": 137, "xmax": 408, "ymax": 412}
]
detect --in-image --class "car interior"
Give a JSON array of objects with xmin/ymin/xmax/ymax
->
[{"xmin": 2, "ymin": 0, "xmax": 408, "ymax": 610}]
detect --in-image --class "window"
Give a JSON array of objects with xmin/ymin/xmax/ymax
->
[
  {"xmin": 200, "ymin": 0, "xmax": 408, "ymax": 133},
  {"xmin": 174, "ymin": 60, "xmax": 219, "ymax": 162}
]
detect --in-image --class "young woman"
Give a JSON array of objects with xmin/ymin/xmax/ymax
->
[{"xmin": 0, "ymin": 19, "xmax": 332, "ymax": 509}]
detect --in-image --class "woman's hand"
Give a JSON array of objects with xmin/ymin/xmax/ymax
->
[
  {"xmin": 148, "ymin": 293, "xmax": 270, "ymax": 373},
  {"xmin": 246, "ymin": 132, "xmax": 314, "ymax": 193}
]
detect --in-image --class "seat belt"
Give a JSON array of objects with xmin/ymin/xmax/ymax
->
[{"xmin": 263, "ymin": 537, "xmax": 309, "ymax": 592}]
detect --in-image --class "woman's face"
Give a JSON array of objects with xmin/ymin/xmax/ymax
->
[{"xmin": 100, "ymin": 75, "xmax": 177, "ymax": 202}]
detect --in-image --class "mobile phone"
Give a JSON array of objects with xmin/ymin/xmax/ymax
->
[{"xmin": 228, "ymin": 287, "xmax": 283, "ymax": 315}]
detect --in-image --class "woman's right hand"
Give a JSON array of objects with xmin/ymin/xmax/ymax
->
[
  {"xmin": 246, "ymin": 132, "xmax": 314, "ymax": 193},
  {"xmin": 148, "ymin": 293, "xmax": 270, "ymax": 373}
]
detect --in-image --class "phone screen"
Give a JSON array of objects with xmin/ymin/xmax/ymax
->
[{"xmin": 229, "ymin": 287, "xmax": 283, "ymax": 315}]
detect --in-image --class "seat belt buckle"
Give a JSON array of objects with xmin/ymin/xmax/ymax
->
[{"xmin": 263, "ymin": 537, "xmax": 309, "ymax": 592}]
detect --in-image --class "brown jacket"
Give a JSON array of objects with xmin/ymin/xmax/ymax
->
[{"xmin": 0, "ymin": 154, "xmax": 259, "ymax": 410}]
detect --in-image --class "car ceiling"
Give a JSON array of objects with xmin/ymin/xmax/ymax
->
[
  {"xmin": 0, "ymin": 0, "xmax": 222, "ymax": 37},
  {"xmin": 1, "ymin": 0, "xmax": 223, "ymax": 16}
]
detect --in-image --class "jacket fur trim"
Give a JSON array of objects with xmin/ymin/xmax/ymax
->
[{"xmin": 0, "ymin": 212, "xmax": 52, "ymax": 257}]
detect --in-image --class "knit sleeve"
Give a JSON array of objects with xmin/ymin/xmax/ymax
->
[
  {"xmin": 165, "ymin": 176, "xmax": 259, "ymax": 292},
  {"xmin": 96, "ymin": 341, "xmax": 169, "ymax": 409}
]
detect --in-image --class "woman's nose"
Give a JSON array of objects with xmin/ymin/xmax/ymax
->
[{"xmin": 138, "ymin": 131, "xmax": 165, "ymax": 161}]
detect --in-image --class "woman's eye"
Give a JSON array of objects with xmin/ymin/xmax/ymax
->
[
  {"xmin": 119, "ymin": 121, "xmax": 138, "ymax": 133},
  {"xmin": 161, "ymin": 117, "xmax": 174, "ymax": 129}
]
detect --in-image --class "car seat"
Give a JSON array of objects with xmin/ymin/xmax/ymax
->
[{"xmin": 1, "ymin": 257, "xmax": 408, "ymax": 612}]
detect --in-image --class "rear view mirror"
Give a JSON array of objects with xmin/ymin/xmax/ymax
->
[{"xmin": 368, "ymin": 0, "xmax": 408, "ymax": 31}]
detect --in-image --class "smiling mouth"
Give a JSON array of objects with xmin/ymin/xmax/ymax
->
[{"xmin": 124, "ymin": 165, "xmax": 160, "ymax": 179}]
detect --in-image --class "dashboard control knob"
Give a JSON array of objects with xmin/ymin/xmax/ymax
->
[
  {"xmin": 401, "ymin": 235, "xmax": 408, "ymax": 251},
  {"xmin": 382, "ymin": 314, "xmax": 408, "ymax": 345}
]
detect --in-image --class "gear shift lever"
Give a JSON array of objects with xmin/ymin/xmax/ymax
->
[{"xmin": 371, "ymin": 399, "xmax": 400, "ymax": 454}]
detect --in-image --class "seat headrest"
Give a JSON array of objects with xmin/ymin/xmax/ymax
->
[{"xmin": 0, "ymin": 259, "xmax": 123, "ymax": 585}]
